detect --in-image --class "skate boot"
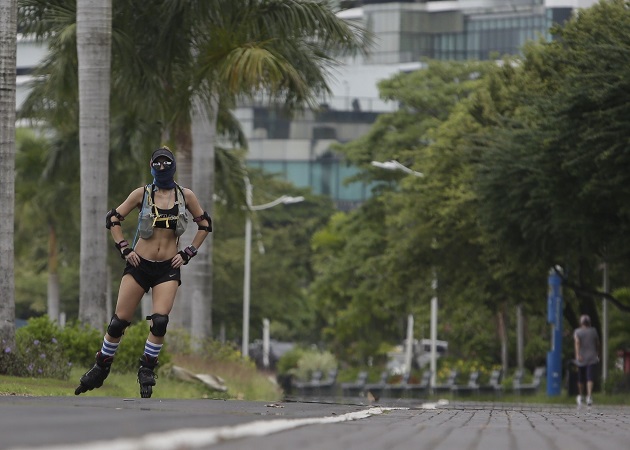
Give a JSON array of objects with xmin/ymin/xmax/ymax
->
[
  {"xmin": 75, "ymin": 352, "xmax": 113, "ymax": 395},
  {"xmin": 137, "ymin": 354, "xmax": 159, "ymax": 398}
]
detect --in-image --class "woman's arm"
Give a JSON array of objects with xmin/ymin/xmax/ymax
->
[
  {"xmin": 171, "ymin": 188, "xmax": 212, "ymax": 268},
  {"xmin": 107, "ymin": 187, "xmax": 144, "ymax": 266}
]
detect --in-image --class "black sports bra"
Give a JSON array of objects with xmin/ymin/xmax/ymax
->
[{"xmin": 151, "ymin": 192, "xmax": 178, "ymax": 230}]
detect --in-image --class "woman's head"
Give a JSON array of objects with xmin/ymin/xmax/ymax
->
[
  {"xmin": 150, "ymin": 146, "xmax": 176, "ymax": 189},
  {"xmin": 151, "ymin": 146, "xmax": 175, "ymax": 165}
]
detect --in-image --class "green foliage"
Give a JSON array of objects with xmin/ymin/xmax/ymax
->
[
  {"xmin": 0, "ymin": 316, "xmax": 70, "ymax": 379},
  {"xmin": 13, "ymin": 0, "xmax": 630, "ymax": 377},
  {"xmin": 8, "ymin": 317, "xmax": 176, "ymax": 375},
  {"xmin": 163, "ymin": 327, "xmax": 194, "ymax": 355},
  {"xmin": 436, "ymin": 358, "xmax": 497, "ymax": 384},
  {"xmin": 276, "ymin": 347, "xmax": 306, "ymax": 376},
  {"xmin": 200, "ymin": 339, "xmax": 244, "ymax": 365},
  {"xmin": 57, "ymin": 321, "xmax": 103, "ymax": 367},
  {"xmin": 14, "ymin": 128, "xmax": 81, "ymax": 321},
  {"xmin": 213, "ymin": 170, "xmax": 334, "ymax": 344},
  {"xmin": 310, "ymin": 3, "xmax": 630, "ymax": 372},
  {"xmin": 472, "ymin": 0, "xmax": 630, "ymax": 331},
  {"xmin": 294, "ymin": 349, "xmax": 335, "ymax": 380},
  {"xmin": 312, "ymin": 60, "xmax": 512, "ymax": 366},
  {"xmin": 276, "ymin": 347, "xmax": 337, "ymax": 382},
  {"xmin": 0, "ymin": 316, "xmax": 100, "ymax": 378},
  {"xmin": 603, "ymin": 370, "xmax": 630, "ymax": 395}
]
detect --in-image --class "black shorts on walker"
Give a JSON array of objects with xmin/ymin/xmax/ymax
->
[{"xmin": 123, "ymin": 256, "xmax": 181, "ymax": 292}]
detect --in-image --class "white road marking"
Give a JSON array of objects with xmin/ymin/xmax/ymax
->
[
  {"xmin": 419, "ymin": 399, "xmax": 450, "ymax": 409},
  {"xmin": 10, "ymin": 406, "xmax": 402, "ymax": 450}
]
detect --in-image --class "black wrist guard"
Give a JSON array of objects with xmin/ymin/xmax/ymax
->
[
  {"xmin": 178, "ymin": 245, "xmax": 197, "ymax": 265},
  {"xmin": 115, "ymin": 240, "xmax": 129, "ymax": 250},
  {"xmin": 121, "ymin": 248, "xmax": 132, "ymax": 260}
]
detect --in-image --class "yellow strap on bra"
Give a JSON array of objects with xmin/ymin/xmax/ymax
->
[{"xmin": 145, "ymin": 184, "xmax": 182, "ymax": 230}]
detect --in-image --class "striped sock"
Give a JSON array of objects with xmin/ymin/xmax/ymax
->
[
  {"xmin": 100, "ymin": 337, "xmax": 119, "ymax": 357},
  {"xmin": 144, "ymin": 340, "xmax": 163, "ymax": 359}
]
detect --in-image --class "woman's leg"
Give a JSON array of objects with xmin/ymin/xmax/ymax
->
[
  {"xmin": 145, "ymin": 279, "xmax": 178, "ymax": 347},
  {"xmin": 106, "ymin": 274, "xmax": 147, "ymax": 341},
  {"xmin": 98, "ymin": 275, "xmax": 146, "ymax": 357},
  {"xmin": 137, "ymin": 280, "xmax": 178, "ymax": 398},
  {"xmin": 76, "ymin": 275, "xmax": 145, "ymax": 395}
]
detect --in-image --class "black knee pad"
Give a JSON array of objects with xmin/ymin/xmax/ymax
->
[
  {"xmin": 107, "ymin": 314, "xmax": 131, "ymax": 338},
  {"xmin": 146, "ymin": 314, "xmax": 169, "ymax": 337}
]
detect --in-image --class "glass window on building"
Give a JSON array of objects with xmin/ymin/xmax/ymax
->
[
  {"xmin": 337, "ymin": 163, "xmax": 367, "ymax": 201},
  {"xmin": 285, "ymin": 162, "xmax": 311, "ymax": 189},
  {"xmin": 322, "ymin": 160, "xmax": 339, "ymax": 199},
  {"xmin": 260, "ymin": 161, "xmax": 286, "ymax": 178}
]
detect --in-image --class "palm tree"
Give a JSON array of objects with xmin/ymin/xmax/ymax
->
[
  {"xmin": 0, "ymin": 0, "xmax": 17, "ymax": 348},
  {"xmin": 17, "ymin": 0, "xmax": 369, "ymax": 339},
  {"xmin": 179, "ymin": 0, "xmax": 370, "ymax": 341},
  {"xmin": 75, "ymin": 0, "xmax": 112, "ymax": 329}
]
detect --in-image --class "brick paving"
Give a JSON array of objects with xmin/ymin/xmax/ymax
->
[
  {"xmin": 2, "ymin": 396, "xmax": 629, "ymax": 449},
  {"xmin": 213, "ymin": 401, "xmax": 630, "ymax": 450}
]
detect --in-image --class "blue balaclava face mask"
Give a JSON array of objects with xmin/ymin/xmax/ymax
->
[{"xmin": 150, "ymin": 147, "xmax": 176, "ymax": 189}]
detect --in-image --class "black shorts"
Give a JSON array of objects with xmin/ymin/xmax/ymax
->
[
  {"xmin": 123, "ymin": 256, "xmax": 181, "ymax": 293},
  {"xmin": 577, "ymin": 364, "xmax": 596, "ymax": 383}
]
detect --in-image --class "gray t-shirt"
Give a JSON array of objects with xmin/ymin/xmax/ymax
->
[{"xmin": 574, "ymin": 326, "xmax": 599, "ymax": 366}]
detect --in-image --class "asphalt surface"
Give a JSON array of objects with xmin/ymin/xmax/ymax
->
[{"xmin": 2, "ymin": 395, "xmax": 630, "ymax": 450}]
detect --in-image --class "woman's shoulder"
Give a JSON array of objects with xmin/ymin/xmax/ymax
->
[
  {"xmin": 127, "ymin": 186, "xmax": 149, "ymax": 201},
  {"xmin": 177, "ymin": 185, "xmax": 197, "ymax": 199},
  {"xmin": 133, "ymin": 185, "xmax": 149, "ymax": 195}
]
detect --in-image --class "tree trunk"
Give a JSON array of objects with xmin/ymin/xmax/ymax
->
[
  {"xmin": 497, "ymin": 308, "xmax": 508, "ymax": 375},
  {"xmin": 170, "ymin": 121, "xmax": 193, "ymax": 329},
  {"xmin": 188, "ymin": 96, "xmax": 217, "ymax": 343},
  {"xmin": 47, "ymin": 223, "xmax": 60, "ymax": 322},
  {"xmin": 77, "ymin": 0, "xmax": 112, "ymax": 330},
  {"xmin": 0, "ymin": 0, "xmax": 17, "ymax": 348}
]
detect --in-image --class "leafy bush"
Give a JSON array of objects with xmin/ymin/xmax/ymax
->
[
  {"xmin": 276, "ymin": 347, "xmax": 306, "ymax": 376},
  {"xmin": 57, "ymin": 320, "xmax": 103, "ymax": 367},
  {"xmin": 164, "ymin": 327, "xmax": 194, "ymax": 355},
  {"xmin": 603, "ymin": 370, "xmax": 630, "ymax": 394},
  {"xmin": 0, "ymin": 316, "xmax": 71, "ymax": 379},
  {"xmin": 0, "ymin": 316, "xmax": 175, "ymax": 378},
  {"xmin": 277, "ymin": 347, "xmax": 337, "ymax": 381},
  {"xmin": 200, "ymin": 339, "xmax": 244, "ymax": 364}
]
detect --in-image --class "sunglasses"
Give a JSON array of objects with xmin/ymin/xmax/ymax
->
[{"xmin": 151, "ymin": 160, "xmax": 173, "ymax": 169}]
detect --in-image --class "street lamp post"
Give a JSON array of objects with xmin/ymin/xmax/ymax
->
[
  {"xmin": 242, "ymin": 179, "xmax": 304, "ymax": 359},
  {"xmin": 371, "ymin": 160, "xmax": 437, "ymax": 386},
  {"xmin": 371, "ymin": 160, "xmax": 424, "ymax": 178}
]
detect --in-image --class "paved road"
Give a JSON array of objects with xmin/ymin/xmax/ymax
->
[{"xmin": 2, "ymin": 395, "xmax": 629, "ymax": 450}]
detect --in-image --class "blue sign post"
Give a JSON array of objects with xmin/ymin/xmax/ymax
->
[{"xmin": 546, "ymin": 267, "xmax": 563, "ymax": 396}]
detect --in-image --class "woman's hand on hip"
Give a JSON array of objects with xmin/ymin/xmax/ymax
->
[
  {"xmin": 125, "ymin": 251, "xmax": 140, "ymax": 267},
  {"xmin": 171, "ymin": 253, "xmax": 185, "ymax": 268}
]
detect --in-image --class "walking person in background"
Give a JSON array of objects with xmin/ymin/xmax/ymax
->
[
  {"xmin": 75, "ymin": 146, "xmax": 212, "ymax": 398},
  {"xmin": 574, "ymin": 314, "xmax": 600, "ymax": 407}
]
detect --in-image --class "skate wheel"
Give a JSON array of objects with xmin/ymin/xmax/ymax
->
[
  {"xmin": 140, "ymin": 385, "xmax": 152, "ymax": 398},
  {"xmin": 75, "ymin": 384, "xmax": 88, "ymax": 395}
]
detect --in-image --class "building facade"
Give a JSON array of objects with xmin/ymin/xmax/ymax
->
[
  {"xmin": 15, "ymin": 1, "xmax": 598, "ymax": 209},
  {"xmin": 241, "ymin": 0, "xmax": 597, "ymax": 209}
]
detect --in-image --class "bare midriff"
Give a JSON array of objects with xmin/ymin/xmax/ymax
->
[{"xmin": 134, "ymin": 228, "xmax": 178, "ymax": 261}]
